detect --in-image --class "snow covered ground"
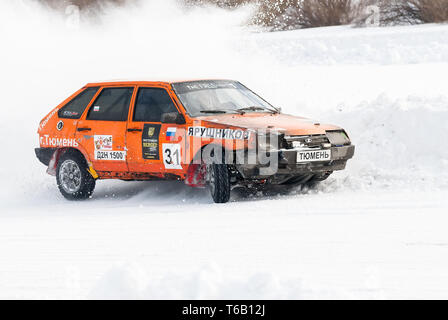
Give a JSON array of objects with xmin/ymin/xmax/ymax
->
[
  {"xmin": 0, "ymin": 0, "xmax": 447, "ymax": 299},
  {"xmin": 2, "ymin": 188, "xmax": 447, "ymax": 299}
]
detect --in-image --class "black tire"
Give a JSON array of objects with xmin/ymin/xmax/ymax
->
[
  {"xmin": 56, "ymin": 150, "xmax": 96, "ymax": 200},
  {"xmin": 208, "ymin": 164, "xmax": 231, "ymax": 203}
]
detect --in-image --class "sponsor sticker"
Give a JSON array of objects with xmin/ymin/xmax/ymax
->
[
  {"xmin": 188, "ymin": 126, "xmax": 249, "ymax": 140},
  {"xmin": 39, "ymin": 135, "xmax": 79, "ymax": 147},
  {"xmin": 63, "ymin": 110, "xmax": 79, "ymax": 117},
  {"xmin": 56, "ymin": 120, "xmax": 64, "ymax": 131},
  {"xmin": 166, "ymin": 127, "xmax": 177, "ymax": 141},
  {"xmin": 93, "ymin": 106, "xmax": 100, "ymax": 112},
  {"xmin": 39, "ymin": 108, "xmax": 58, "ymax": 130},
  {"xmin": 174, "ymin": 80, "xmax": 237, "ymax": 93},
  {"xmin": 94, "ymin": 135, "xmax": 113, "ymax": 151},
  {"xmin": 142, "ymin": 124, "xmax": 161, "ymax": 160},
  {"xmin": 95, "ymin": 150, "xmax": 126, "ymax": 161},
  {"xmin": 92, "ymin": 135, "xmax": 125, "ymax": 161}
]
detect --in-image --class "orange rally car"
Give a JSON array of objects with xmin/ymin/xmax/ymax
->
[{"xmin": 35, "ymin": 79, "xmax": 355, "ymax": 203}]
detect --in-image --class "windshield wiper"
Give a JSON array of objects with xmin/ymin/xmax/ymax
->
[
  {"xmin": 200, "ymin": 106, "xmax": 278, "ymax": 115},
  {"xmin": 237, "ymin": 106, "xmax": 277, "ymax": 114},
  {"xmin": 199, "ymin": 110, "xmax": 228, "ymax": 114}
]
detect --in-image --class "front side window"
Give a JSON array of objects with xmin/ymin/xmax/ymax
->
[
  {"xmin": 86, "ymin": 87, "xmax": 133, "ymax": 121},
  {"xmin": 172, "ymin": 80, "xmax": 277, "ymax": 117},
  {"xmin": 58, "ymin": 87, "xmax": 99, "ymax": 119},
  {"xmin": 133, "ymin": 87, "xmax": 179, "ymax": 122}
]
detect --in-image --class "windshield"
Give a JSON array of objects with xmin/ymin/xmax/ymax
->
[{"xmin": 172, "ymin": 80, "xmax": 277, "ymax": 117}]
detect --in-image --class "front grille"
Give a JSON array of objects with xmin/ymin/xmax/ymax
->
[{"xmin": 283, "ymin": 134, "xmax": 329, "ymax": 149}]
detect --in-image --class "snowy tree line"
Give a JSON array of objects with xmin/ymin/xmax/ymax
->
[
  {"xmin": 185, "ymin": 0, "xmax": 448, "ymax": 29},
  {"xmin": 40, "ymin": 0, "xmax": 448, "ymax": 30}
]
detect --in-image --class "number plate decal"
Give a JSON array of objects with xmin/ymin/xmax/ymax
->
[
  {"xmin": 296, "ymin": 149, "xmax": 331, "ymax": 163},
  {"xmin": 162, "ymin": 144, "xmax": 182, "ymax": 169},
  {"xmin": 95, "ymin": 150, "xmax": 126, "ymax": 161}
]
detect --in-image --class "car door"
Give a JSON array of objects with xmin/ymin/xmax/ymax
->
[
  {"xmin": 75, "ymin": 86, "xmax": 135, "ymax": 172},
  {"xmin": 126, "ymin": 86, "xmax": 186, "ymax": 175}
]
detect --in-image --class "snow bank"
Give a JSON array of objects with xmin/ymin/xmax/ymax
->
[
  {"xmin": 319, "ymin": 95, "xmax": 448, "ymax": 191},
  {"xmin": 246, "ymin": 24, "xmax": 448, "ymax": 66},
  {"xmin": 89, "ymin": 262, "xmax": 371, "ymax": 299},
  {"xmin": 89, "ymin": 263, "xmax": 298, "ymax": 299}
]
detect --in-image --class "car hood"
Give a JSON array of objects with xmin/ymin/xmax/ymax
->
[{"xmin": 194, "ymin": 113, "xmax": 341, "ymax": 136}]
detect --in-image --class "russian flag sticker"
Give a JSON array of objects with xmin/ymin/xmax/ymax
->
[{"xmin": 166, "ymin": 127, "xmax": 177, "ymax": 141}]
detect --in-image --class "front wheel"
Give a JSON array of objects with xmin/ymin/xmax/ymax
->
[
  {"xmin": 207, "ymin": 164, "xmax": 231, "ymax": 203},
  {"xmin": 56, "ymin": 151, "xmax": 96, "ymax": 200}
]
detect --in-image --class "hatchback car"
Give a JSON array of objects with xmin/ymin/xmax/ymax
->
[{"xmin": 36, "ymin": 79, "xmax": 354, "ymax": 203}]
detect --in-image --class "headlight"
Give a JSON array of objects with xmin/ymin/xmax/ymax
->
[{"xmin": 326, "ymin": 130, "xmax": 351, "ymax": 146}]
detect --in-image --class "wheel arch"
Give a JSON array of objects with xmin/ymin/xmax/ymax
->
[
  {"xmin": 47, "ymin": 147, "xmax": 92, "ymax": 176},
  {"xmin": 185, "ymin": 143, "xmax": 233, "ymax": 187}
]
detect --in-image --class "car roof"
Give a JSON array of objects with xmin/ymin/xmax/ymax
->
[{"xmin": 85, "ymin": 78, "xmax": 235, "ymax": 87}]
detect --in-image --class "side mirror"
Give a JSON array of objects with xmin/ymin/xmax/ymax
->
[{"xmin": 161, "ymin": 112, "xmax": 186, "ymax": 124}]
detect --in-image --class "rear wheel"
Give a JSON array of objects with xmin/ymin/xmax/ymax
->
[
  {"xmin": 56, "ymin": 151, "xmax": 96, "ymax": 200},
  {"xmin": 207, "ymin": 164, "xmax": 231, "ymax": 203}
]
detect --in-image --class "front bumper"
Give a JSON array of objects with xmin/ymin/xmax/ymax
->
[
  {"xmin": 236, "ymin": 145, "xmax": 355, "ymax": 178},
  {"xmin": 278, "ymin": 145, "xmax": 355, "ymax": 170}
]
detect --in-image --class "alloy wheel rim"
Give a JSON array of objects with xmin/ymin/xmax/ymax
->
[{"xmin": 59, "ymin": 160, "xmax": 82, "ymax": 193}]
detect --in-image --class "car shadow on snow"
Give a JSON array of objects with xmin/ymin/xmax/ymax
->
[
  {"xmin": 90, "ymin": 178, "xmax": 339, "ymax": 205},
  {"xmin": 91, "ymin": 180, "xmax": 211, "ymax": 204}
]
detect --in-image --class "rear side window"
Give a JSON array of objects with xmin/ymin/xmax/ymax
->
[
  {"xmin": 86, "ymin": 87, "xmax": 133, "ymax": 121},
  {"xmin": 58, "ymin": 87, "xmax": 99, "ymax": 119},
  {"xmin": 133, "ymin": 87, "xmax": 179, "ymax": 122}
]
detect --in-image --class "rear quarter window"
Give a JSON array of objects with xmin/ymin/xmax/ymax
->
[{"xmin": 58, "ymin": 87, "xmax": 99, "ymax": 119}]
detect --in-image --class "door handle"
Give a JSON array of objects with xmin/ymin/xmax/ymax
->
[
  {"xmin": 77, "ymin": 127, "xmax": 91, "ymax": 132},
  {"xmin": 127, "ymin": 128, "xmax": 143, "ymax": 132}
]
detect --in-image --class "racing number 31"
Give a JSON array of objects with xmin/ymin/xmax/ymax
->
[{"xmin": 162, "ymin": 144, "xmax": 182, "ymax": 169}]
